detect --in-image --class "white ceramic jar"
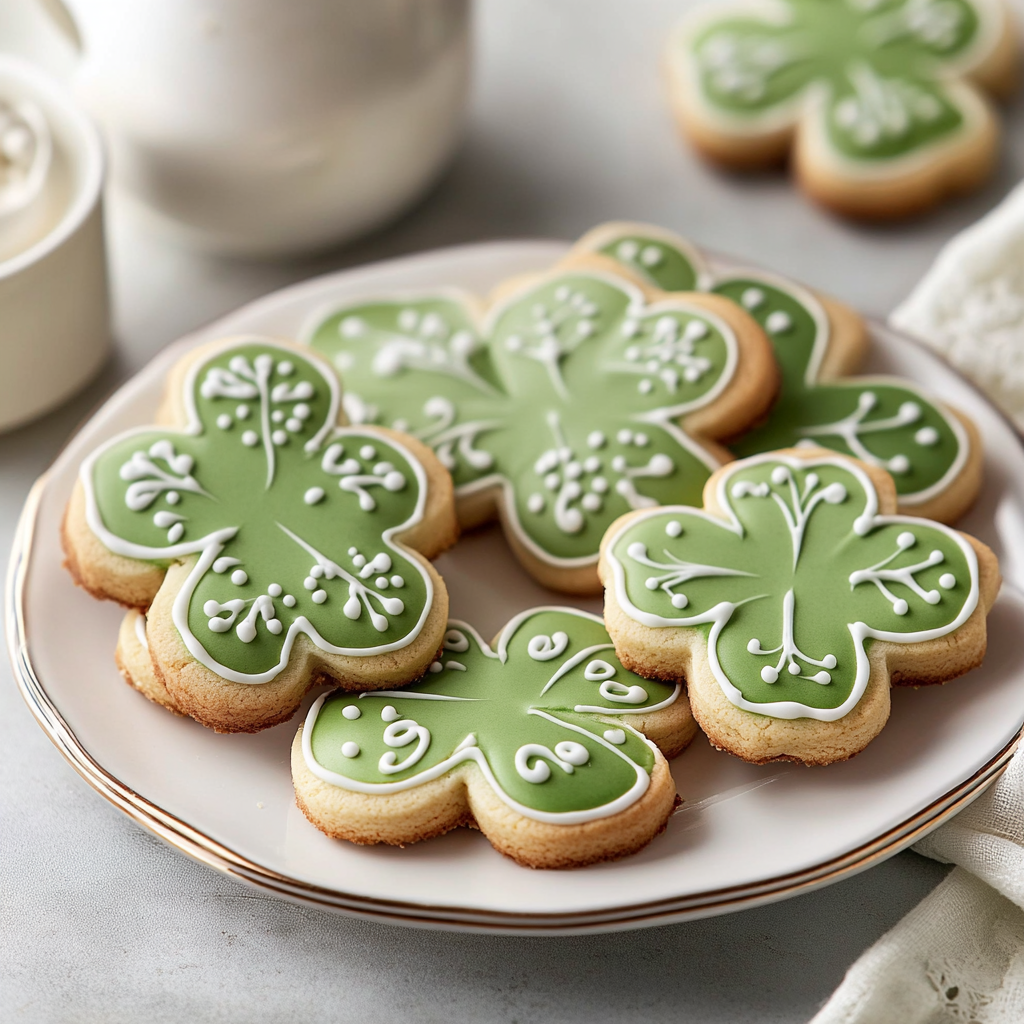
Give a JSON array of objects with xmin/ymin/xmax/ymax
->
[
  {"xmin": 44, "ymin": 0, "xmax": 471, "ymax": 257},
  {"xmin": 0, "ymin": 56, "xmax": 108, "ymax": 433}
]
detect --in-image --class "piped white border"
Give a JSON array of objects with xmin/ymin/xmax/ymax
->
[
  {"xmin": 604, "ymin": 452, "xmax": 980, "ymax": 722},
  {"xmin": 302, "ymin": 606, "xmax": 681, "ymax": 824},
  {"xmin": 80, "ymin": 336, "xmax": 436, "ymax": 685}
]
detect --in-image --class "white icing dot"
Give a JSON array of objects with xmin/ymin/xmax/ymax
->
[
  {"xmin": 340, "ymin": 316, "xmax": 365, "ymax": 338},
  {"xmin": 375, "ymin": 577, "xmax": 389, "ymax": 589},
  {"xmin": 237, "ymin": 621, "xmax": 257, "ymax": 643},
  {"xmin": 267, "ymin": 619, "xmax": 283, "ymax": 635},
  {"xmin": 295, "ymin": 403, "xmax": 311, "ymax": 420},
  {"xmin": 272, "ymin": 429, "xmax": 288, "ymax": 445},
  {"xmin": 577, "ymin": 320, "xmax": 595, "ymax": 338},
  {"xmin": 216, "ymin": 414, "xmax": 232, "ymax": 430},
  {"xmin": 587, "ymin": 431, "xmax": 606, "ymax": 449},
  {"xmin": 761, "ymin": 666, "xmax": 779, "ymax": 683},
  {"xmin": 304, "ymin": 487, "xmax": 325, "ymax": 505},
  {"xmin": 527, "ymin": 493, "xmax": 545, "ymax": 514},
  {"xmin": 373, "ymin": 461, "xmax": 394, "ymax": 476},
  {"xmin": 311, "ymin": 565, "xmax": 324, "ymax": 578},
  {"xmin": 544, "ymin": 472, "xmax": 560, "ymax": 491},
  {"xmin": 940, "ymin": 573, "xmax": 956, "ymax": 589},
  {"xmin": 766, "ymin": 310, "xmax": 792, "ymax": 334},
  {"xmin": 167, "ymin": 523, "xmax": 184, "ymax": 543},
  {"xmin": 277, "ymin": 360, "xmax": 293, "ymax": 376},
  {"xmin": 241, "ymin": 430, "xmax": 259, "ymax": 447},
  {"xmin": 312, "ymin": 589, "xmax": 327, "ymax": 604},
  {"xmin": 666, "ymin": 520, "xmax": 683, "ymax": 537},
  {"xmin": 634, "ymin": 433, "xmax": 649, "ymax": 447},
  {"xmin": 640, "ymin": 245, "xmax": 662, "ymax": 267},
  {"xmin": 604, "ymin": 729, "xmax": 627, "ymax": 745},
  {"xmin": 429, "ymin": 661, "xmax": 443, "ymax": 673},
  {"xmin": 621, "ymin": 320, "xmax": 641, "ymax": 339},
  {"xmin": 564, "ymin": 461, "xmax": 583, "ymax": 480},
  {"xmin": 788, "ymin": 662, "xmax": 801, "ymax": 675},
  {"xmin": 342, "ymin": 705, "xmax": 361, "ymax": 720},
  {"xmin": 616, "ymin": 240, "xmax": 639, "ymax": 261},
  {"xmin": 390, "ymin": 575, "xmax": 405, "ymax": 588},
  {"xmin": 166, "ymin": 492, "xmax": 180, "ymax": 505},
  {"xmin": 583, "ymin": 456, "xmax": 601, "ymax": 473},
  {"xmin": 671, "ymin": 594, "xmax": 688, "ymax": 609},
  {"xmin": 894, "ymin": 599, "xmax": 909, "ymax": 615},
  {"xmin": 341, "ymin": 742, "xmax": 360, "ymax": 758},
  {"xmin": 286, "ymin": 418, "xmax": 302, "ymax": 432},
  {"xmin": 582, "ymin": 493, "xmax": 602, "ymax": 512},
  {"xmin": 398, "ymin": 309, "xmax": 418, "ymax": 330},
  {"xmin": 505, "ymin": 335, "xmax": 522, "ymax": 352},
  {"xmin": 231, "ymin": 570, "xmax": 247, "ymax": 585},
  {"xmin": 741, "ymin": 287, "xmax": 765, "ymax": 310},
  {"xmin": 304, "ymin": 577, "xmax": 317, "ymax": 590},
  {"xmin": 638, "ymin": 379, "xmax": 653, "ymax": 394},
  {"xmin": 236, "ymin": 404, "xmax": 250, "ymax": 420},
  {"xmin": 283, "ymin": 595, "xmax": 296, "ymax": 607},
  {"xmin": 617, "ymin": 429, "xmax": 633, "ymax": 444},
  {"xmin": 268, "ymin": 584, "xmax": 282, "ymax": 597},
  {"xmin": 612, "ymin": 455, "xmax": 627, "ymax": 472},
  {"xmin": 897, "ymin": 531, "xmax": 916, "ymax": 549},
  {"xmin": 352, "ymin": 554, "xmax": 366, "ymax": 568},
  {"xmin": 889, "ymin": 455, "xmax": 910, "ymax": 474},
  {"xmin": 381, "ymin": 705, "xmax": 400, "ymax": 722},
  {"xmin": 272, "ymin": 410, "xmax": 285, "ymax": 423},
  {"xmin": 348, "ymin": 546, "xmax": 358, "ymax": 556},
  {"xmin": 915, "ymin": 427, "xmax": 940, "ymax": 446},
  {"xmin": 359, "ymin": 445, "xmax": 376, "ymax": 460},
  {"xmin": 591, "ymin": 476, "xmax": 609, "ymax": 494}
]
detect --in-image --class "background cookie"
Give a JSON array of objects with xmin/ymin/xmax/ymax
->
[
  {"xmin": 293, "ymin": 607, "xmax": 697, "ymax": 868},
  {"xmin": 63, "ymin": 337, "xmax": 458, "ymax": 733},
  {"xmin": 574, "ymin": 222, "xmax": 982, "ymax": 523},
  {"xmin": 666, "ymin": 0, "xmax": 1019, "ymax": 218},
  {"xmin": 599, "ymin": 449, "xmax": 1000, "ymax": 766},
  {"xmin": 303, "ymin": 262, "xmax": 777, "ymax": 593}
]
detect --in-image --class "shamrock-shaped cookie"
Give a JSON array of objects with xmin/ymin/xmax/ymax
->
[
  {"xmin": 63, "ymin": 338, "xmax": 458, "ymax": 733},
  {"xmin": 667, "ymin": 0, "xmax": 1019, "ymax": 218},
  {"xmin": 572, "ymin": 222, "xmax": 981, "ymax": 524},
  {"xmin": 600, "ymin": 449, "xmax": 999, "ymax": 765},
  {"xmin": 292, "ymin": 607, "xmax": 697, "ymax": 868},
  {"xmin": 303, "ymin": 264, "xmax": 777, "ymax": 592}
]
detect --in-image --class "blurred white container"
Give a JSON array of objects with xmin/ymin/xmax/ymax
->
[
  {"xmin": 0, "ymin": 56, "xmax": 108, "ymax": 433},
  {"xmin": 41, "ymin": 0, "xmax": 471, "ymax": 257}
]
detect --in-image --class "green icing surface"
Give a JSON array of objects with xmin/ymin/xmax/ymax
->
[
  {"xmin": 308, "ymin": 272, "xmax": 736, "ymax": 564},
  {"xmin": 307, "ymin": 609, "xmax": 673, "ymax": 816},
  {"xmin": 597, "ymin": 236, "xmax": 700, "ymax": 292},
  {"xmin": 689, "ymin": 0, "xmax": 984, "ymax": 162},
  {"xmin": 88, "ymin": 342, "xmax": 433, "ymax": 681},
  {"xmin": 595, "ymin": 231, "xmax": 965, "ymax": 502},
  {"xmin": 609, "ymin": 457, "xmax": 975, "ymax": 716}
]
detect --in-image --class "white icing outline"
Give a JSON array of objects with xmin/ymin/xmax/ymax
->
[
  {"xmin": 667, "ymin": 0, "xmax": 1006, "ymax": 178},
  {"xmin": 300, "ymin": 269, "xmax": 741, "ymax": 570},
  {"xmin": 604, "ymin": 452, "xmax": 980, "ymax": 722},
  {"xmin": 586, "ymin": 226, "xmax": 970, "ymax": 507},
  {"xmin": 301, "ymin": 607, "xmax": 680, "ymax": 824},
  {"xmin": 80, "ymin": 337, "xmax": 436, "ymax": 685}
]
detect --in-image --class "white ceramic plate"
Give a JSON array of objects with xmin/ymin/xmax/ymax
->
[{"xmin": 9, "ymin": 242, "xmax": 1024, "ymax": 934}]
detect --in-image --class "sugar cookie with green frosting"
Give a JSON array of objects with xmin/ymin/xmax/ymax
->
[
  {"xmin": 599, "ymin": 448, "xmax": 1000, "ymax": 765},
  {"xmin": 63, "ymin": 337, "xmax": 458, "ymax": 733},
  {"xmin": 292, "ymin": 607, "xmax": 696, "ymax": 868},
  {"xmin": 570, "ymin": 221, "xmax": 983, "ymax": 524},
  {"xmin": 303, "ymin": 263, "xmax": 778, "ymax": 593},
  {"xmin": 666, "ymin": 0, "xmax": 1019, "ymax": 218}
]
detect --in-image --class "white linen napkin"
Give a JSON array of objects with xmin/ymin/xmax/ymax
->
[{"xmin": 814, "ymin": 183, "xmax": 1024, "ymax": 1023}]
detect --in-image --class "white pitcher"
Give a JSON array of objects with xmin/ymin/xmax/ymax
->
[{"xmin": 38, "ymin": 0, "xmax": 471, "ymax": 256}]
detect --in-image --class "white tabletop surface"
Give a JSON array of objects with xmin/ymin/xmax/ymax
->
[{"xmin": 3, "ymin": 1, "xmax": 1022, "ymax": 1020}]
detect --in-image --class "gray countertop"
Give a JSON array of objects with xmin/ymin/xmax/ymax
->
[{"xmin": 3, "ymin": 0, "xmax": 1020, "ymax": 1020}]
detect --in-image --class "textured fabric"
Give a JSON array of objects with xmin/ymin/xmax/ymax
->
[{"xmin": 812, "ymin": 655, "xmax": 1024, "ymax": 1023}]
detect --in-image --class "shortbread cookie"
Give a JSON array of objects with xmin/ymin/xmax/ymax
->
[
  {"xmin": 666, "ymin": 0, "xmax": 1019, "ymax": 218},
  {"xmin": 292, "ymin": 607, "xmax": 697, "ymax": 868},
  {"xmin": 303, "ymin": 263, "xmax": 777, "ymax": 593},
  {"xmin": 573, "ymin": 222, "xmax": 981, "ymax": 523},
  {"xmin": 63, "ymin": 337, "xmax": 458, "ymax": 733},
  {"xmin": 599, "ymin": 449, "xmax": 999, "ymax": 766}
]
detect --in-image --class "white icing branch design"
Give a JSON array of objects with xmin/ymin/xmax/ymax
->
[
  {"xmin": 278, "ymin": 524, "xmax": 405, "ymax": 633},
  {"xmin": 747, "ymin": 588, "xmax": 838, "ymax": 685},
  {"xmin": 848, "ymin": 529, "xmax": 953, "ymax": 614},
  {"xmin": 378, "ymin": 710, "xmax": 431, "ymax": 775},
  {"xmin": 615, "ymin": 314, "xmax": 714, "ymax": 394},
  {"xmin": 119, "ymin": 440, "xmax": 208, "ymax": 514},
  {"xmin": 698, "ymin": 31, "xmax": 800, "ymax": 101},
  {"xmin": 321, "ymin": 441, "xmax": 407, "ymax": 511},
  {"xmin": 798, "ymin": 390, "xmax": 930, "ymax": 474},
  {"xmin": 732, "ymin": 466, "xmax": 850, "ymax": 566},
  {"xmin": 626, "ymin": 540, "xmax": 756, "ymax": 609},
  {"xmin": 343, "ymin": 306, "xmax": 497, "ymax": 395},
  {"xmin": 412, "ymin": 396, "xmax": 498, "ymax": 473},
  {"xmin": 833, "ymin": 62, "xmax": 944, "ymax": 146},
  {"xmin": 514, "ymin": 741, "xmax": 590, "ymax": 783}
]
